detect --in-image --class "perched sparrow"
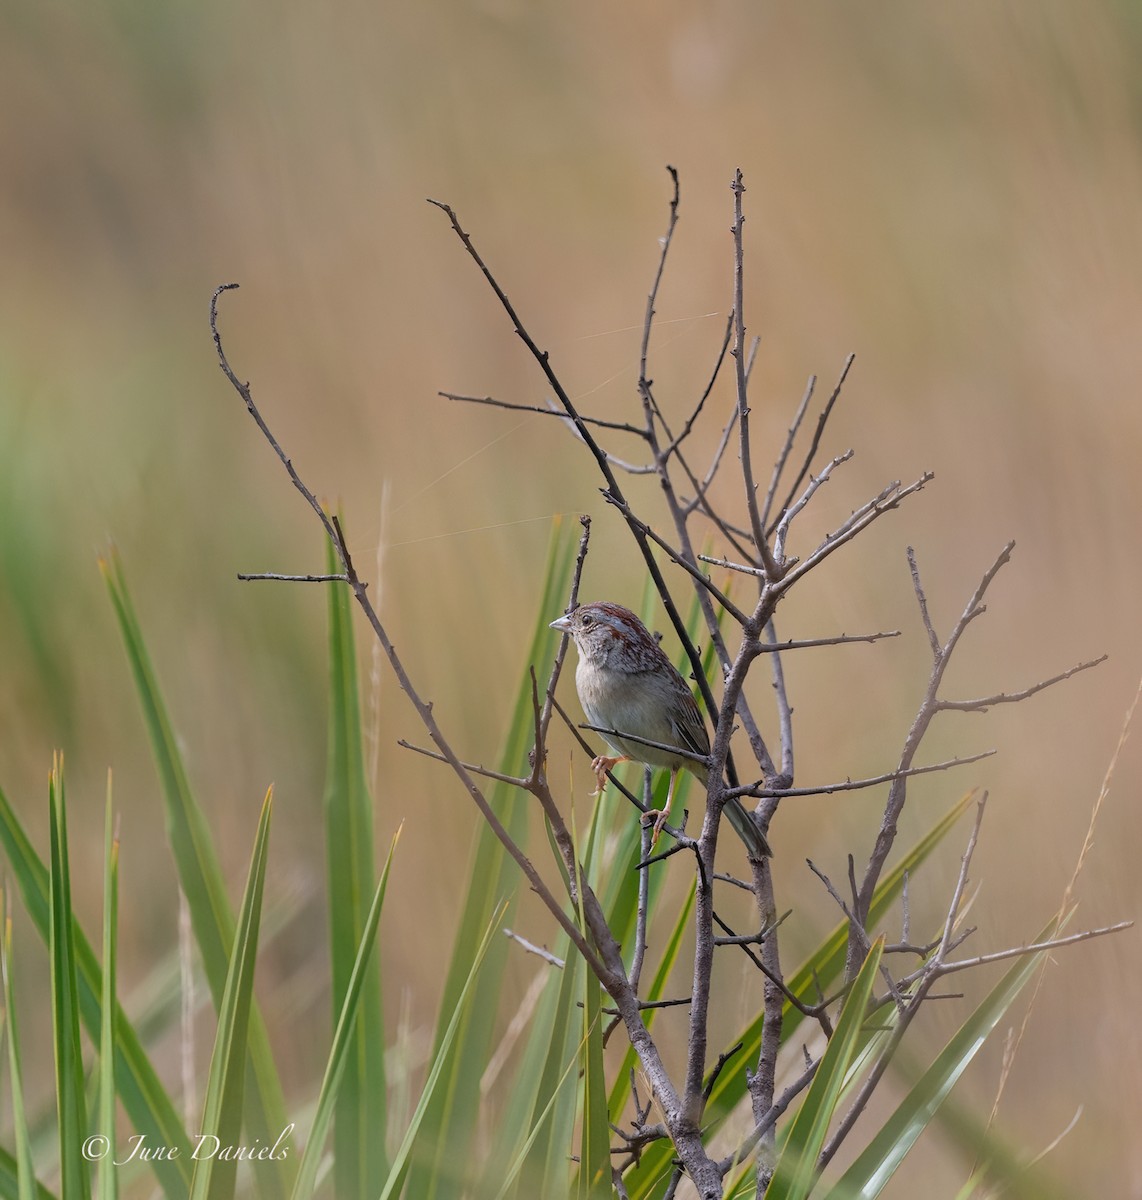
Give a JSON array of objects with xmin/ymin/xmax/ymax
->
[{"xmin": 550, "ymin": 601, "xmax": 772, "ymax": 859}]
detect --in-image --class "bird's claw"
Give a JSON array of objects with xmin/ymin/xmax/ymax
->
[
  {"xmin": 641, "ymin": 807, "xmax": 671, "ymax": 846},
  {"xmin": 590, "ymin": 754, "xmax": 626, "ymax": 796}
]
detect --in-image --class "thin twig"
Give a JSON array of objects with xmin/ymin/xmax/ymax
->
[
  {"xmin": 768, "ymin": 353, "xmax": 856, "ymax": 537},
  {"xmin": 441, "ymin": 391, "xmax": 648, "ymax": 436},
  {"xmin": 759, "ymin": 374, "xmax": 816, "ymax": 532},
  {"xmin": 237, "ymin": 572, "xmax": 349, "ymax": 583},
  {"xmin": 937, "ymin": 655, "xmax": 1107, "ymax": 712},
  {"xmin": 504, "ymin": 929, "xmax": 565, "ymax": 968},
  {"xmin": 907, "ymin": 546, "xmax": 940, "ymax": 658},
  {"xmin": 662, "ymin": 310, "xmax": 735, "ymax": 461},
  {"xmin": 729, "ymin": 749, "xmax": 995, "ymax": 799},
  {"xmin": 729, "ymin": 169, "xmax": 781, "ymax": 581},
  {"xmin": 599, "ymin": 493, "xmax": 747, "ymax": 625}
]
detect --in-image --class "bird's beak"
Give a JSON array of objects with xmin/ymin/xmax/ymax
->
[{"xmin": 549, "ymin": 614, "xmax": 572, "ymax": 633}]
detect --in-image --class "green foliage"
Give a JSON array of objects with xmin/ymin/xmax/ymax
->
[
  {"xmin": 98, "ymin": 782, "xmax": 120, "ymax": 1200},
  {"xmin": 48, "ymin": 760, "xmax": 91, "ymax": 1200},
  {"xmin": 102, "ymin": 550, "xmax": 291, "ymax": 1200},
  {"xmin": 190, "ymin": 792, "xmax": 274, "ymax": 1200},
  {"xmin": 401, "ymin": 518, "xmax": 577, "ymax": 1200},
  {"xmin": 0, "ymin": 531, "xmax": 1089, "ymax": 1200},
  {"xmin": 830, "ymin": 918, "xmax": 1064, "ymax": 1198},
  {"xmin": 290, "ymin": 829, "xmax": 399, "ymax": 1200},
  {"xmin": 323, "ymin": 533, "xmax": 388, "ymax": 1199},
  {"xmin": 2, "ymin": 913, "xmax": 39, "ymax": 1200},
  {"xmin": 0, "ymin": 780, "xmax": 192, "ymax": 1199},
  {"xmin": 765, "ymin": 938, "xmax": 885, "ymax": 1200}
]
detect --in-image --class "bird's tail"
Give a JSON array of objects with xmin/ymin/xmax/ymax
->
[{"xmin": 723, "ymin": 796, "xmax": 774, "ymax": 860}]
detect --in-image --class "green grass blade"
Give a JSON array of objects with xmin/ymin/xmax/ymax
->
[
  {"xmin": 98, "ymin": 779, "xmax": 120, "ymax": 1200},
  {"xmin": 886, "ymin": 1055, "xmax": 1068, "ymax": 1200},
  {"xmin": 830, "ymin": 918, "xmax": 1061, "ymax": 1199},
  {"xmin": 569, "ymin": 798, "xmax": 609, "ymax": 1200},
  {"xmin": 766, "ymin": 937, "xmax": 884, "ymax": 1200},
  {"xmin": 291, "ymin": 827, "xmax": 400, "ymax": 1200},
  {"xmin": 625, "ymin": 792, "xmax": 975, "ymax": 1199},
  {"xmin": 102, "ymin": 550, "xmax": 291, "ymax": 1199},
  {"xmin": 0, "ymin": 1142, "xmax": 53, "ymax": 1200},
  {"xmin": 0, "ymin": 781, "xmax": 192, "ymax": 1199},
  {"xmin": 378, "ymin": 903, "xmax": 508, "ymax": 1200},
  {"xmin": 189, "ymin": 790, "xmax": 274, "ymax": 1200},
  {"xmin": 48, "ymin": 759, "xmax": 91, "ymax": 1200},
  {"xmin": 3, "ymin": 916, "xmax": 39, "ymax": 1200},
  {"xmin": 495, "ymin": 940, "xmax": 580, "ymax": 1200},
  {"xmin": 577, "ymin": 971, "xmax": 609, "ymax": 1200},
  {"xmin": 402, "ymin": 519, "xmax": 575, "ymax": 1200},
  {"xmin": 491, "ymin": 1035, "xmax": 583, "ymax": 1200},
  {"xmin": 323, "ymin": 534, "xmax": 387, "ymax": 1198}
]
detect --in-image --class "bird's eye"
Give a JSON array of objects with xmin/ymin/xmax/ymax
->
[{"xmin": 581, "ymin": 613, "xmax": 593, "ymax": 626}]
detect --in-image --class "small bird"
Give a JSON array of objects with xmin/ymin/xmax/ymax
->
[{"xmin": 550, "ymin": 601, "xmax": 772, "ymax": 859}]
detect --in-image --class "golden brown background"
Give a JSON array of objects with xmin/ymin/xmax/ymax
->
[{"xmin": 1, "ymin": 1, "xmax": 1139, "ymax": 1194}]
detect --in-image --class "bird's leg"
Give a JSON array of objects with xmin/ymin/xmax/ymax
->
[
  {"xmin": 590, "ymin": 754, "xmax": 629, "ymax": 796},
  {"xmin": 641, "ymin": 768, "xmax": 678, "ymax": 845}
]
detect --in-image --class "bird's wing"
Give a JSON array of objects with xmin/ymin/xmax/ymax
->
[{"xmin": 669, "ymin": 682, "xmax": 711, "ymax": 759}]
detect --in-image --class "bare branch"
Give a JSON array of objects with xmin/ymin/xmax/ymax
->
[
  {"xmin": 730, "ymin": 749, "xmax": 996, "ymax": 800},
  {"xmin": 629, "ymin": 771, "xmax": 653, "ymax": 994},
  {"xmin": 637, "ymin": 165, "xmax": 681, "ymax": 431},
  {"xmin": 938, "ymin": 793, "xmax": 988, "ymax": 960},
  {"xmin": 759, "ymin": 374, "xmax": 816, "ymax": 533},
  {"xmin": 211, "ymin": 285, "xmax": 341, "ymax": 550},
  {"xmin": 937, "ymin": 655, "xmax": 1107, "ymax": 713},
  {"xmin": 397, "ymin": 739, "xmax": 528, "ymax": 789},
  {"xmin": 685, "ymin": 397, "xmax": 740, "ymax": 514},
  {"xmin": 581, "ymin": 723, "xmax": 709, "ymax": 769},
  {"xmin": 934, "ymin": 921, "xmax": 1133, "ymax": 977},
  {"xmin": 775, "ymin": 472, "xmax": 935, "ymax": 593},
  {"xmin": 213, "ymin": 283, "xmax": 612, "ymax": 985},
  {"xmin": 662, "ymin": 310, "xmax": 735, "ymax": 461},
  {"xmin": 773, "ymin": 449, "xmax": 855, "ymax": 564},
  {"xmin": 540, "ymin": 514, "xmax": 592, "ymax": 741},
  {"xmin": 729, "ymin": 170, "xmax": 782, "ymax": 581},
  {"xmin": 441, "ymin": 391, "xmax": 648, "ymax": 436},
  {"xmin": 766, "ymin": 618, "xmax": 794, "ymax": 784},
  {"xmin": 768, "ymin": 352, "xmax": 856, "ymax": 537},
  {"xmin": 907, "ymin": 546, "xmax": 940, "ymax": 658},
  {"xmin": 237, "ymin": 572, "xmax": 349, "ymax": 583},
  {"xmin": 504, "ymin": 928, "xmax": 565, "ymax": 969},
  {"xmin": 599, "ymin": 491, "xmax": 748, "ymax": 624}
]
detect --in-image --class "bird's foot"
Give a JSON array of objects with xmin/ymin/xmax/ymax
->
[
  {"xmin": 590, "ymin": 754, "xmax": 627, "ymax": 796},
  {"xmin": 641, "ymin": 807, "xmax": 671, "ymax": 845}
]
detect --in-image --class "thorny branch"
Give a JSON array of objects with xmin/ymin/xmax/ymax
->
[{"xmin": 215, "ymin": 166, "xmax": 1120, "ymax": 1200}]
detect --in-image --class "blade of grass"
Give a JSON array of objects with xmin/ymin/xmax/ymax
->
[
  {"xmin": 831, "ymin": 918, "xmax": 1062, "ymax": 1199},
  {"xmin": 766, "ymin": 937, "xmax": 885, "ymax": 1200},
  {"xmin": 402, "ymin": 519, "xmax": 575, "ymax": 1200},
  {"xmin": 98, "ymin": 777, "xmax": 120, "ymax": 1200},
  {"xmin": 323, "ymin": 533, "xmax": 387, "ymax": 1199},
  {"xmin": 0, "ymin": 781, "xmax": 192, "ymax": 1199},
  {"xmin": 0, "ymin": 1143, "xmax": 53, "ymax": 1200},
  {"xmin": 487, "ymin": 946, "xmax": 576, "ymax": 1200},
  {"xmin": 291, "ymin": 827, "xmax": 401, "ymax": 1200},
  {"xmin": 886, "ymin": 1051, "xmax": 1068, "ymax": 1200},
  {"xmin": 3, "ymin": 909, "xmax": 39, "ymax": 1200},
  {"xmin": 378, "ymin": 903, "xmax": 509, "ymax": 1200},
  {"xmin": 48, "ymin": 758, "xmax": 90, "ymax": 1200},
  {"xmin": 102, "ymin": 550, "xmax": 290, "ymax": 1199},
  {"xmin": 189, "ymin": 790, "xmax": 274, "ymax": 1200},
  {"xmin": 569, "ymin": 797, "xmax": 609, "ymax": 1200},
  {"xmin": 490, "ymin": 1034, "xmax": 585, "ymax": 1200}
]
